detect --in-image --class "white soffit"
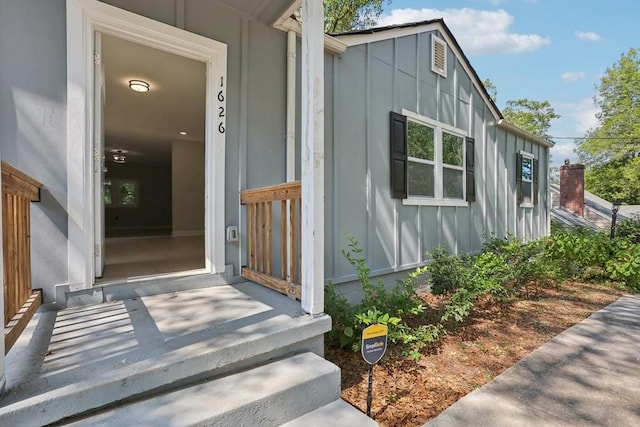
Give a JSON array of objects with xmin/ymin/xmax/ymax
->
[{"xmin": 272, "ymin": 0, "xmax": 347, "ymax": 55}]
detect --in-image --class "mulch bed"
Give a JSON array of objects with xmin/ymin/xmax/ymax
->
[{"xmin": 325, "ymin": 281, "xmax": 625, "ymax": 426}]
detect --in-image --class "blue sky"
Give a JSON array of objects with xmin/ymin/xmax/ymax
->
[{"xmin": 376, "ymin": 0, "xmax": 640, "ymax": 167}]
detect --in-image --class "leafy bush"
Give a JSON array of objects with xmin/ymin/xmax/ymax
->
[
  {"xmin": 324, "ymin": 281, "xmax": 357, "ymax": 348},
  {"xmin": 327, "ymin": 226, "xmax": 640, "ymax": 362},
  {"xmin": 547, "ymin": 226, "xmax": 640, "ymax": 291},
  {"xmin": 546, "ymin": 228, "xmax": 612, "ymax": 277},
  {"xmin": 605, "ymin": 238, "xmax": 640, "ymax": 291},
  {"xmin": 325, "ymin": 235, "xmax": 431, "ymax": 355},
  {"xmin": 616, "ymin": 215, "xmax": 640, "ymax": 243},
  {"xmin": 425, "ymin": 247, "xmax": 473, "ymax": 295}
]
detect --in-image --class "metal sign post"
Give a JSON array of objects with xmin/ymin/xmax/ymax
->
[{"xmin": 361, "ymin": 324, "xmax": 388, "ymax": 417}]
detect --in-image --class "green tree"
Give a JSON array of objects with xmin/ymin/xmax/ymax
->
[
  {"xmin": 576, "ymin": 48, "xmax": 640, "ymax": 204},
  {"xmin": 502, "ymin": 99, "xmax": 560, "ymax": 140},
  {"xmin": 324, "ymin": 0, "xmax": 389, "ymax": 33},
  {"xmin": 482, "ymin": 78, "xmax": 498, "ymax": 102}
]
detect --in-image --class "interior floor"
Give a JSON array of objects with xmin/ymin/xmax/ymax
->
[{"xmin": 99, "ymin": 235, "xmax": 205, "ymax": 281}]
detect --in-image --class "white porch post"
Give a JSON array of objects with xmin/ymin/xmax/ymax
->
[{"xmin": 300, "ymin": 0, "xmax": 324, "ymax": 315}]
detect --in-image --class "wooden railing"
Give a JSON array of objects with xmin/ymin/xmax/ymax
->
[
  {"xmin": 240, "ymin": 181, "xmax": 301, "ymax": 299},
  {"xmin": 2, "ymin": 162, "xmax": 42, "ymax": 354}
]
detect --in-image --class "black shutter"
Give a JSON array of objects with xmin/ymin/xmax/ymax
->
[
  {"xmin": 465, "ymin": 137, "xmax": 475, "ymax": 202},
  {"xmin": 516, "ymin": 153, "xmax": 523, "ymax": 204},
  {"xmin": 390, "ymin": 112, "xmax": 408, "ymax": 199},
  {"xmin": 533, "ymin": 158, "xmax": 539, "ymax": 205}
]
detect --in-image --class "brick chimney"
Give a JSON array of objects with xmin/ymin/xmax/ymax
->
[{"xmin": 559, "ymin": 159, "xmax": 585, "ymax": 217}]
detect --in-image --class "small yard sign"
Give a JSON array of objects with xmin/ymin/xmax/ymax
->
[
  {"xmin": 361, "ymin": 323, "xmax": 388, "ymax": 417},
  {"xmin": 361, "ymin": 324, "xmax": 388, "ymax": 365}
]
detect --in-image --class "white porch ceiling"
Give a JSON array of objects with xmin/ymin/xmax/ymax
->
[{"xmin": 209, "ymin": 0, "xmax": 297, "ymax": 25}]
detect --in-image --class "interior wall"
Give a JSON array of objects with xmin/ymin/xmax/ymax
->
[
  {"xmin": 171, "ymin": 140, "xmax": 205, "ymax": 235},
  {"xmin": 104, "ymin": 161, "xmax": 172, "ymax": 236}
]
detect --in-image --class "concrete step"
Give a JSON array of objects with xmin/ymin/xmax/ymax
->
[
  {"xmin": 283, "ymin": 399, "xmax": 378, "ymax": 427},
  {"xmin": 0, "ymin": 284, "xmax": 331, "ymax": 427},
  {"xmin": 65, "ymin": 352, "xmax": 342, "ymax": 426}
]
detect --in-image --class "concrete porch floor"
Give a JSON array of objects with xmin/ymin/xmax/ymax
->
[{"xmin": 0, "ymin": 282, "xmax": 331, "ymax": 425}]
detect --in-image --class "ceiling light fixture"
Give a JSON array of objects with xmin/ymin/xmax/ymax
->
[
  {"xmin": 179, "ymin": 131, "xmax": 188, "ymax": 136},
  {"xmin": 113, "ymin": 150, "xmax": 127, "ymax": 164},
  {"xmin": 129, "ymin": 79, "xmax": 150, "ymax": 93}
]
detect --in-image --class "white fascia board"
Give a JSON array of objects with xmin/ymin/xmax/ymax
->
[
  {"xmin": 498, "ymin": 119, "xmax": 555, "ymax": 148},
  {"xmin": 334, "ymin": 23, "xmax": 442, "ymax": 47}
]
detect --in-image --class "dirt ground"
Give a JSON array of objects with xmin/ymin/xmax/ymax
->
[{"xmin": 325, "ymin": 281, "xmax": 626, "ymax": 427}]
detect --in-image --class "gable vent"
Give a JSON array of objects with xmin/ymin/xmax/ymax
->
[{"xmin": 431, "ymin": 34, "xmax": 447, "ymax": 78}]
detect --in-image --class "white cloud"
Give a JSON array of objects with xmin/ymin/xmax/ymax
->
[
  {"xmin": 377, "ymin": 8, "xmax": 550, "ymax": 56},
  {"xmin": 570, "ymin": 98, "xmax": 599, "ymax": 134},
  {"xmin": 551, "ymin": 141, "xmax": 576, "ymax": 163},
  {"xmin": 552, "ymin": 98, "xmax": 599, "ymax": 135},
  {"xmin": 551, "ymin": 142, "xmax": 577, "ymax": 165},
  {"xmin": 561, "ymin": 71, "xmax": 586, "ymax": 83},
  {"xmin": 548, "ymin": 98, "xmax": 600, "ymax": 166},
  {"xmin": 575, "ymin": 31, "xmax": 603, "ymax": 42}
]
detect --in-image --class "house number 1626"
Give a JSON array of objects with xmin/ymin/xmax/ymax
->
[{"xmin": 218, "ymin": 76, "xmax": 226, "ymax": 134}]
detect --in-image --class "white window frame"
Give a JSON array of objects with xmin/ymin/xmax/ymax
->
[
  {"xmin": 66, "ymin": 0, "xmax": 227, "ymax": 287},
  {"xmin": 403, "ymin": 110, "xmax": 468, "ymax": 207},
  {"xmin": 519, "ymin": 150, "xmax": 535, "ymax": 208}
]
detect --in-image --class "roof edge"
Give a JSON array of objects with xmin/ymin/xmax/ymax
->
[{"xmin": 497, "ymin": 120, "xmax": 555, "ymax": 148}]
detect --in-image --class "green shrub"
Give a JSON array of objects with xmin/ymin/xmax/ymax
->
[
  {"xmin": 425, "ymin": 247, "xmax": 473, "ymax": 295},
  {"xmin": 325, "ymin": 235, "xmax": 431, "ymax": 354},
  {"xmin": 616, "ymin": 216, "xmax": 640, "ymax": 243},
  {"xmin": 545, "ymin": 228, "xmax": 612, "ymax": 278},
  {"xmin": 546, "ymin": 226, "xmax": 640, "ymax": 291},
  {"xmin": 327, "ymin": 227, "xmax": 640, "ymax": 362},
  {"xmin": 324, "ymin": 282, "xmax": 356, "ymax": 348},
  {"xmin": 605, "ymin": 238, "xmax": 640, "ymax": 291}
]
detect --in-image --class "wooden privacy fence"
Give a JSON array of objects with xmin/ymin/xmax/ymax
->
[
  {"xmin": 2, "ymin": 162, "xmax": 42, "ymax": 354},
  {"xmin": 240, "ymin": 181, "xmax": 301, "ymax": 299}
]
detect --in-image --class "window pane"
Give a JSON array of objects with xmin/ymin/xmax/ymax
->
[
  {"xmin": 119, "ymin": 182, "xmax": 137, "ymax": 206},
  {"xmin": 442, "ymin": 132, "xmax": 463, "ymax": 166},
  {"xmin": 408, "ymin": 121, "xmax": 434, "ymax": 161},
  {"xmin": 443, "ymin": 168, "xmax": 463, "ymax": 199},
  {"xmin": 521, "ymin": 157, "xmax": 533, "ymax": 181},
  {"xmin": 106, "ymin": 179, "xmax": 139, "ymax": 207},
  {"xmin": 408, "ymin": 162, "xmax": 434, "ymax": 197},
  {"xmin": 104, "ymin": 181, "xmax": 112, "ymax": 206}
]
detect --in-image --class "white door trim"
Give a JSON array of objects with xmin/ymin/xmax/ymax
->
[{"xmin": 66, "ymin": 0, "xmax": 227, "ymax": 288}]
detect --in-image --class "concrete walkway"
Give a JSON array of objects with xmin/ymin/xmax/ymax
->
[{"xmin": 426, "ymin": 295, "xmax": 640, "ymax": 427}]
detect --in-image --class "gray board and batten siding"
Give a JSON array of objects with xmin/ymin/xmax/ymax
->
[
  {"xmin": 324, "ymin": 23, "xmax": 550, "ymax": 295},
  {"xmin": 0, "ymin": 0, "xmax": 295, "ymax": 301}
]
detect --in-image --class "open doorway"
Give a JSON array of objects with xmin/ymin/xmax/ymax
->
[{"xmin": 97, "ymin": 33, "xmax": 206, "ymax": 281}]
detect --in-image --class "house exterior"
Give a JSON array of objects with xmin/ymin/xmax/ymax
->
[
  {"xmin": 325, "ymin": 21, "xmax": 552, "ymax": 298},
  {"xmin": 0, "ymin": 1, "xmax": 551, "ymax": 417}
]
